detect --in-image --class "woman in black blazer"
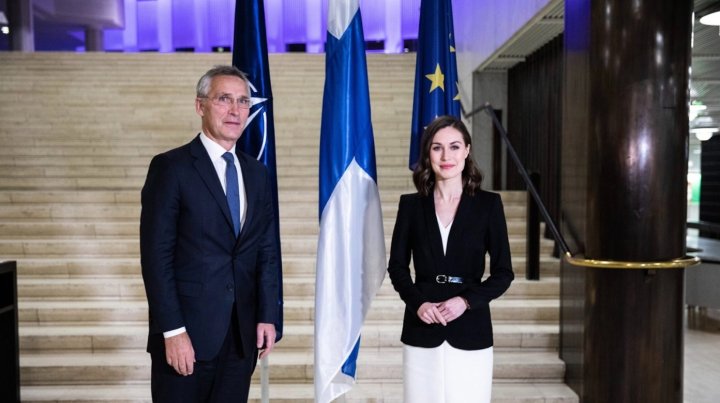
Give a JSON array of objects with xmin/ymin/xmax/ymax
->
[{"xmin": 387, "ymin": 115, "xmax": 514, "ymax": 402}]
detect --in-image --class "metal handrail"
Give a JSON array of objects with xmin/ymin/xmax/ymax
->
[
  {"xmin": 463, "ymin": 103, "xmax": 571, "ymax": 256},
  {"xmin": 462, "ymin": 102, "xmax": 700, "ymax": 270},
  {"xmin": 565, "ymin": 253, "xmax": 700, "ymax": 269},
  {"xmin": 688, "ymin": 221, "xmax": 720, "ymax": 237}
]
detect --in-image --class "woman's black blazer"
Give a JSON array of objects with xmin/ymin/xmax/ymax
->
[{"xmin": 387, "ymin": 190, "xmax": 514, "ymax": 350}]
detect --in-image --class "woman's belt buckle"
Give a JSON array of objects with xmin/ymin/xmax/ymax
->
[{"xmin": 435, "ymin": 275, "xmax": 463, "ymax": 284}]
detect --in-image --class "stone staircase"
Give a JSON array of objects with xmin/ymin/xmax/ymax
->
[{"xmin": 0, "ymin": 53, "xmax": 577, "ymax": 402}]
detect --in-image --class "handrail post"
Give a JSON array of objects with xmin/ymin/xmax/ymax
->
[
  {"xmin": 0, "ymin": 261, "xmax": 20, "ymax": 403},
  {"xmin": 526, "ymin": 172, "xmax": 540, "ymax": 280}
]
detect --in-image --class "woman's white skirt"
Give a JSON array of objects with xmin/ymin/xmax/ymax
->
[{"xmin": 403, "ymin": 341, "xmax": 493, "ymax": 403}]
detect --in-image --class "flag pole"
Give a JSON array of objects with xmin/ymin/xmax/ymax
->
[{"xmin": 261, "ymin": 356, "xmax": 269, "ymax": 403}]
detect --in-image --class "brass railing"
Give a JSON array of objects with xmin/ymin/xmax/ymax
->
[{"xmin": 463, "ymin": 102, "xmax": 700, "ymax": 272}]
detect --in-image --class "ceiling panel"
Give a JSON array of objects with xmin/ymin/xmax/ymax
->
[{"xmin": 478, "ymin": 0, "xmax": 720, "ymax": 132}]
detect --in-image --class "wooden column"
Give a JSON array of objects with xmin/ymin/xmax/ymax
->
[{"xmin": 560, "ymin": 0, "xmax": 693, "ymax": 401}]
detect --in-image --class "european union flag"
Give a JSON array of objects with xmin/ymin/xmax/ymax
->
[
  {"xmin": 232, "ymin": 0, "xmax": 283, "ymax": 341},
  {"xmin": 409, "ymin": 0, "xmax": 461, "ymax": 170}
]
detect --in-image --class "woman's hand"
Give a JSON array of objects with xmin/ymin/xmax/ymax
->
[
  {"xmin": 417, "ymin": 302, "xmax": 447, "ymax": 326},
  {"xmin": 437, "ymin": 296, "xmax": 468, "ymax": 323}
]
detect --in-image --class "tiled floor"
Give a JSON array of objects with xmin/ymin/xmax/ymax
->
[{"xmin": 684, "ymin": 327, "xmax": 720, "ymax": 403}]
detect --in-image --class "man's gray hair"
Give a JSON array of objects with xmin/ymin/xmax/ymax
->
[{"xmin": 196, "ymin": 65, "xmax": 250, "ymax": 97}]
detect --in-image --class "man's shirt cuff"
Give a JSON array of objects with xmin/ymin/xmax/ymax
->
[{"xmin": 163, "ymin": 327, "xmax": 186, "ymax": 338}]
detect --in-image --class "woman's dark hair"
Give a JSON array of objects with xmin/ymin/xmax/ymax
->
[{"xmin": 412, "ymin": 115, "xmax": 483, "ymax": 196}]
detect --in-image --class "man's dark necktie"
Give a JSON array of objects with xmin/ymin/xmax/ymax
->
[{"xmin": 222, "ymin": 152, "xmax": 241, "ymax": 237}]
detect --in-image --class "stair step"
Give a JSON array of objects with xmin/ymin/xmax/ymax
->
[
  {"xmin": 0, "ymin": 235, "xmax": 554, "ymax": 257},
  {"xmin": 0, "ymin": 153, "xmax": 416, "ymax": 169},
  {"xmin": 19, "ymin": 350, "xmax": 567, "ymax": 385},
  {"xmin": 17, "ymin": 257, "xmax": 143, "ymax": 276},
  {"xmin": 20, "ymin": 381, "xmax": 578, "ymax": 402},
  {"xmin": 0, "ymin": 164, "xmax": 425, "ymax": 180},
  {"xmin": 0, "ymin": 134, "xmax": 408, "ymax": 148},
  {"xmin": 18, "ymin": 297, "xmax": 559, "ymax": 323},
  {"xmin": 0, "ymin": 176, "xmax": 425, "ymax": 191},
  {"xmin": 17, "ymin": 274, "xmax": 562, "ymax": 299},
  {"xmin": 0, "ymin": 202, "xmax": 530, "ymax": 220},
  {"xmin": 0, "ymin": 218, "xmax": 540, "ymax": 238},
  {"xmin": 0, "ymin": 189, "xmax": 530, "ymax": 205},
  {"xmin": 19, "ymin": 322, "xmax": 559, "ymax": 351},
  {"xmin": 13, "ymin": 254, "xmax": 560, "ymax": 277}
]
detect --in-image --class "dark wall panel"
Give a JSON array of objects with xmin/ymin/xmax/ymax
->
[
  {"xmin": 701, "ymin": 135, "xmax": 720, "ymax": 238},
  {"xmin": 507, "ymin": 34, "xmax": 563, "ymax": 225}
]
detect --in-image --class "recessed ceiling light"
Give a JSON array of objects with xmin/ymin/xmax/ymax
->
[
  {"xmin": 700, "ymin": 11, "xmax": 720, "ymax": 26},
  {"xmin": 0, "ymin": 11, "xmax": 8, "ymax": 35},
  {"xmin": 700, "ymin": 10, "xmax": 720, "ymax": 34},
  {"xmin": 690, "ymin": 127, "xmax": 717, "ymax": 141}
]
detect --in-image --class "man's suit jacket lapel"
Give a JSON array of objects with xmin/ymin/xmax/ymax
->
[{"xmin": 189, "ymin": 136, "xmax": 235, "ymax": 237}]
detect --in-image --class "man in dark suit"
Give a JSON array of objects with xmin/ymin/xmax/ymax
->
[{"xmin": 140, "ymin": 65, "xmax": 281, "ymax": 402}]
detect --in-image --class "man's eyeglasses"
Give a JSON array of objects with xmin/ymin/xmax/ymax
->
[{"xmin": 199, "ymin": 94, "xmax": 252, "ymax": 109}]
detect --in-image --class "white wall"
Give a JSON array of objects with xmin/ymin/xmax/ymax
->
[{"xmin": 453, "ymin": 0, "xmax": 553, "ymax": 109}]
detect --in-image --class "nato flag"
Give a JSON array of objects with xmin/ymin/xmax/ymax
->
[{"xmin": 232, "ymin": 0, "xmax": 283, "ymax": 341}]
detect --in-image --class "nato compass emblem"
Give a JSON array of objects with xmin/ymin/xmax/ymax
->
[{"xmin": 245, "ymin": 80, "xmax": 268, "ymax": 161}]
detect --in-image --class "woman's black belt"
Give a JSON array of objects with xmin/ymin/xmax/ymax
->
[{"xmin": 416, "ymin": 275, "xmax": 464, "ymax": 284}]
